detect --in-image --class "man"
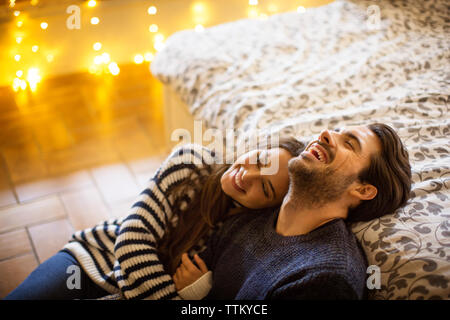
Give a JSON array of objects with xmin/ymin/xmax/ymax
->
[{"xmin": 175, "ymin": 123, "xmax": 412, "ymax": 300}]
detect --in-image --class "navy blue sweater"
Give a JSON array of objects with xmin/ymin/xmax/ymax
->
[{"xmin": 200, "ymin": 208, "xmax": 368, "ymax": 300}]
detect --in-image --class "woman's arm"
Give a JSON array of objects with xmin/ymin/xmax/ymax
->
[
  {"xmin": 113, "ymin": 144, "xmax": 216, "ymax": 300},
  {"xmin": 173, "ymin": 253, "xmax": 212, "ymax": 300}
]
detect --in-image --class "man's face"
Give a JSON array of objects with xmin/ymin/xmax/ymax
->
[{"xmin": 287, "ymin": 125, "xmax": 381, "ymax": 208}]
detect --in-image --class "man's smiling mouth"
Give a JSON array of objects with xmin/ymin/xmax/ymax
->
[{"xmin": 306, "ymin": 143, "xmax": 329, "ymax": 164}]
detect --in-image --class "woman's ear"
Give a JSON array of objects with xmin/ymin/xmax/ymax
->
[{"xmin": 349, "ymin": 183, "xmax": 378, "ymax": 201}]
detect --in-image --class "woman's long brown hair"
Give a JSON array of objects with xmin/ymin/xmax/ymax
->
[{"xmin": 158, "ymin": 136, "xmax": 305, "ymax": 275}]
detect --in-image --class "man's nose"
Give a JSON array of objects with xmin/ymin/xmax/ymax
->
[{"xmin": 318, "ymin": 130, "xmax": 335, "ymax": 147}]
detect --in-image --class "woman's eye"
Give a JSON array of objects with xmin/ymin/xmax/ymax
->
[{"xmin": 262, "ymin": 182, "xmax": 267, "ymax": 198}]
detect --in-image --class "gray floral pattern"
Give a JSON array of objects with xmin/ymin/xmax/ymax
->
[{"xmin": 151, "ymin": 0, "xmax": 450, "ymax": 299}]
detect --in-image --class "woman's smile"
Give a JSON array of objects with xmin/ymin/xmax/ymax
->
[{"xmin": 231, "ymin": 167, "xmax": 246, "ymax": 193}]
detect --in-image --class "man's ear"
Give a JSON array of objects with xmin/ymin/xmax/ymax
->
[{"xmin": 349, "ymin": 183, "xmax": 377, "ymax": 201}]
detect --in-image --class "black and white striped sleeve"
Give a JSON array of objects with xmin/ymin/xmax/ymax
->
[{"xmin": 113, "ymin": 143, "xmax": 216, "ymax": 299}]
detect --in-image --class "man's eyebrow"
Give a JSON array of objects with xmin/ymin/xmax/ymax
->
[{"xmin": 342, "ymin": 130, "xmax": 362, "ymax": 151}]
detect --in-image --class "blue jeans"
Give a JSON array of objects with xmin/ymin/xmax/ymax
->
[{"xmin": 4, "ymin": 250, "xmax": 110, "ymax": 300}]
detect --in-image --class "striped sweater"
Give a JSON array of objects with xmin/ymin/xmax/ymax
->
[{"xmin": 63, "ymin": 143, "xmax": 220, "ymax": 300}]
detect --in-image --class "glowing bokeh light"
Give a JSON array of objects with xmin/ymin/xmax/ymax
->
[
  {"xmin": 134, "ymin": 54, "xmax": 144, "ymax": 64},
  {"xmin": 94, "ymin": 55, "xmax": 103, "ymax": 65},
  {"xmin": 154, "ymin": 33, "xmax": 164, "ymax": 43},
  {"xmin": 27, "ymin": 67, "xmax": 41, "ymax": 92},
  {"xmin": 192, "ymin": 3, "xmax": 205, "ymax": 14},
  {"xmin": 101, "ymin": 52, "xmax": 111, "ymax": 64},
  {"xmin": 12, "ymin": 78, "xmax": 20, "ymax": 92},
  {"xmin": 93, "ymin": 42, "xmax": 102, "ymax": 51},
  {"xmin": 248, "ymin": 8, "xmax": 258, "ymax": 18},
  {"xmin": 108, "ymin": 62, "xmax": 120, "ymax": 75},
  {"xmin": 144, "ymin": 52, "xmax": 154, "ymax": 62},
  {"xmin": 149, "ymin": 24, "xmax": 158, "ymax": 33},
  {"xmin": 195, "ymin": 24, "xmax": 204, "ymax": 32},
  {"xmin": 154, "ymin": 42, "xmax": 164, "ymax": 51}
]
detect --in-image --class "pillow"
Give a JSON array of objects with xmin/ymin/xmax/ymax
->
[{"xmin": 352, "ymin": 189, "xmax": 450, "ymax": 299}]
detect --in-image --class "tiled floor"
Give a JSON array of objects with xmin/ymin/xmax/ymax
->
[{"xmin": 0, "ymin": 64, "xmax": 170, "ymax": 298}]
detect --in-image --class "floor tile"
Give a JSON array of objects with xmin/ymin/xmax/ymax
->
[
  {"xmin": 0, "ymin": 253, "xmax": 38, "ymax": 299},
  {"xmin": 43, "ymin": 139, "xmax": 120, "ymax": 176},
  {"xmin": 60, "ymin": 187, "xmax": 110, "ymax": 231},
  {"xmin": 0, "ymin": 162, "xmax": 16, "ymax": 207},
  {"xmin": 0, "ymin": 87, "xmax": 17, "ymax": 112},
  {"xmin": 127, "ymin": 153, "xmax": 168, "ymax": 175},
  {"xmin": 113, "ymin": 125, "xmax": 158, "ymax": 162},
  {"xmin": 133, "ymin": 166, "xmax": 162, "ymax": 189},
  {"xmin": 0, "ymin": 119, "xmax": 35, "ymax": 147},
  {"xmin": 0, "ymin": 187, "xmax": 16, "ymax": 208},
  {"xmin": 138, "ymin": 118, "xmax": 167, "ymax": 152},
  {"xmin": 90, "ymin": 163, "xmax": 140, "ymax": 204},
  {"xmin": 1, "ymin": 141, "xmax": 48, "ymax": 183},
  {"xmin": 0, "ymin": 196, "xmax": 66, "ymax": 234},
  {"xmin": 108, "ymin": 196, "xmax": 137, "ymax": 219},
  {"xmin": 14, "ymin": 170, "xmax": 93, "ymax": 203},
  {"xmin": 26, "ymin": 114, "xmax": 73, "ymax": 153},
  {"xmin": 28, "ymin": 219, "xmax": 74, "ymax": 263},
  {"xmin": 0, "ymin": 229, "xmax": 32, "ymax": 261}
]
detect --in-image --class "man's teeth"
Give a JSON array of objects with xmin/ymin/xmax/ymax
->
[
  {"xmin": 235, "ymin": 173, "xmax": 244, "ymax": 190},
  {"xmin": 310, "ymin": 146, "xmax": 326, "ymax": 163}
]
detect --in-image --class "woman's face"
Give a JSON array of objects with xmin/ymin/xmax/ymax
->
[{"xmin": 220, "ymin": 148, "xmax": 293, "ymax": 209}]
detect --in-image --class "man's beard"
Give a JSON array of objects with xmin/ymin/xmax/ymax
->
[{"xmin": 286, "ymin": 157, "xmax": 357, "ymax": 210}]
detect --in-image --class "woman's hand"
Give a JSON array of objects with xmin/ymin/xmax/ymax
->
[{"xmin": 173, "ymin": 253, "xmax": 209, "ymax": 291}]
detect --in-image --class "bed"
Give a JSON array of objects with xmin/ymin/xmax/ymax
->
[{"xmin": 150, "ymin": 0, "xmax": 450, "ymax": 299}]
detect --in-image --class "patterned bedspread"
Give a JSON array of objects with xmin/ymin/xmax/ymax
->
[{"xmin": 151, "ymin": 0, "xmax": 449, "ymax": 299}]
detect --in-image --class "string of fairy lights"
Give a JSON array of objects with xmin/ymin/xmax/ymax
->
[{"xmin": 6, "ymin": 0, "xmax": 307, "ymax": 93}]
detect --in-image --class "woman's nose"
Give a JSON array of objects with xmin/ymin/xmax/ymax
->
[
  {"xmin": 242, "ymin": 152, "xmax": 259, "ymax": 167},
  {"xmin": 242, "ymin": 163, "xmax": 260, "ymax": 184}
]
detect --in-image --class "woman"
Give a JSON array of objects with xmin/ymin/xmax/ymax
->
[{"xmin": 5, "ymin": 137, "xmax": 304, "ymax": 300}]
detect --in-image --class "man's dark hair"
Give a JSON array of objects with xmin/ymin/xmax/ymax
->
[{"xmin": 346, "ymin": 123, "xmax": 412, "ymax": 223}]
